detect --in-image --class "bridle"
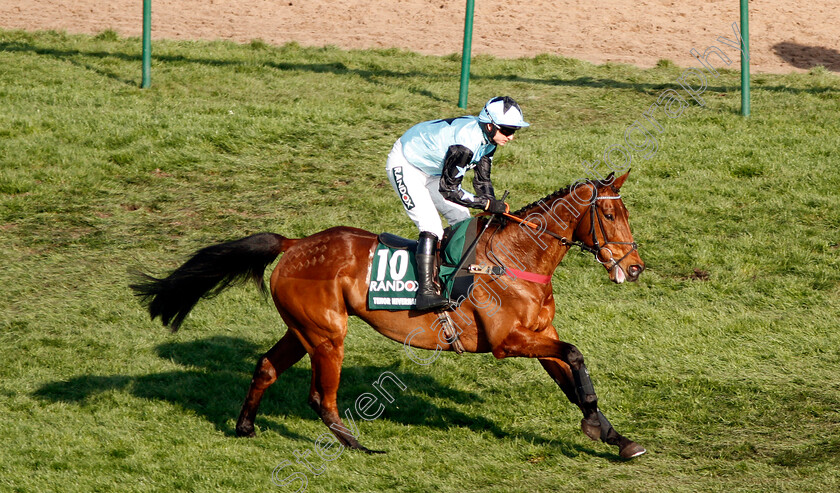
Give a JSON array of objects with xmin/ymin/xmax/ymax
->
[{"xmin": 500, "ymin": 185, "xmax": 638, "ymax": 272}]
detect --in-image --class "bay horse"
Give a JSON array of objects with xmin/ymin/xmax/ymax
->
[{"xmin": 131, "ymin": 170, "xmax": 646, "ymax": 459}]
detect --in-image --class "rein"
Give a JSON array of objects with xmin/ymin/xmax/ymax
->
[{"xmin": 496, "ymin": 186, "xmax": 638, "ymax": 272}]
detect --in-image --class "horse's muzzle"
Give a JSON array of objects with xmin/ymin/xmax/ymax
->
[{"xmin": 626, "ymin": 263, "xmax": 644, "ymax": 282}]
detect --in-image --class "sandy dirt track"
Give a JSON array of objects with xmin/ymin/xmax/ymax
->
[{"xmin": 1, "ymin": 1, "xmax": 838, "ymax": 73}]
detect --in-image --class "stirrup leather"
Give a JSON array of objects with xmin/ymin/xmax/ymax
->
[{"xmin": 436, "ymin": 311, "xmax": 465, "ymax": 354}]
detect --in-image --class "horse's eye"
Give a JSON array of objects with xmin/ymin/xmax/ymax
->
[{"xmin": 605, "ymin": 214, "xmax": 614, "ymax": 221}]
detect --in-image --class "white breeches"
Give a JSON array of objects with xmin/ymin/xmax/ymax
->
[{"xmin": 385, "ymin": 140, "xmax": 471, "ymax": 239}]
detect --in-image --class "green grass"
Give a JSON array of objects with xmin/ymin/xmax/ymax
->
[{"xmin": 2, "ymin": 28, "xmax": 840, "ymax": 492}]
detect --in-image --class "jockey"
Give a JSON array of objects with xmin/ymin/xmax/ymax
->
[{"xmin": 386, "ymin": 96, "xmax": 529, "ymax": 311}]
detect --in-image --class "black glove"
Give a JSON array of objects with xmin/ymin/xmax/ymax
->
[{"xmin": 485, "ymin": 198, "xmax": 509, "ymax": 214}]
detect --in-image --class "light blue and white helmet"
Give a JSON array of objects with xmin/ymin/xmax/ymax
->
[{"xmin": 477, "ymin": 96, "xmax": 530, "ymax": 128}]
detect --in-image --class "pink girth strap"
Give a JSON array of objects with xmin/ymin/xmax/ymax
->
[{"xmin": 505, "ymin": 268, "xmax": 552, "ymax": 284}]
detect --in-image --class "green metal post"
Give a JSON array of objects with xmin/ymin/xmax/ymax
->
[
  {"xmin": 141, "ymin": 0, "xmax": 151, "ymax": 88},
  {"xmin": 457, "ymin": 0, "xmax": 475, "ymax": 109},
  {"xmin": 740, "ymin": 0, "xmax": 749, "ymax": 116}
]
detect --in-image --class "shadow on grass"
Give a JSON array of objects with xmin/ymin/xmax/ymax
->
[
  {"xmin": 0, "ymin": 39, "xmax": 446, "ymax": 101},
  {"xmin": 2, "ymin": 39, "xmax": 837, "ymax": 98},
  {"xmin": 32, "ymin": 336, "xmax": 608, "ymax": 458}
]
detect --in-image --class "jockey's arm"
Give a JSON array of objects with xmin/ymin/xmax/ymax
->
[
  {"xmin": 439, "ymin": 145, "xmax": 492, "ymax": 209},
  {"xmin": 472, "ymin": 150, "xmax": 496, "ymax": 199}
]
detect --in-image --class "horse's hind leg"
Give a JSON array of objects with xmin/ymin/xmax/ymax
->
[
  {"xmin": 236, "ymin": 330, "xmax": 307, "ymax": 437},
  {"xmin": 307, "ymin": 338, "xmax": 384, "ymax": 454}
]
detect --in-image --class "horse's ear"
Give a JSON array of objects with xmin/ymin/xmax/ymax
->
[{"xmin": 612, "ymin": 169, "xmax": 631, "ymax": 190}]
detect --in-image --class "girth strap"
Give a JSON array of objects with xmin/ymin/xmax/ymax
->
[{"xmin": 468, "ymin": 264, "xmax": 552, "ymax": 285}]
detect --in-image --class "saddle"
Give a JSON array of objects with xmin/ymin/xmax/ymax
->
[{"xmin": 378, "ymin": 232, "xmax": 419, "ymax": 250}]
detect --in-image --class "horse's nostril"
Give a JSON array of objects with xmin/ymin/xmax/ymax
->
[{"xmin": 628, "ymin": 264, "xmax": 643, "ymax": 276}]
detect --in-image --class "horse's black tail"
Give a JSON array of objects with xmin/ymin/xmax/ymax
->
[{"xmin": 130, "ymin": 233, "xmax": 288, "ymax": 332}]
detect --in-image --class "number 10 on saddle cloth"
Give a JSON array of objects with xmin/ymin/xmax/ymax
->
[{"xmin": 367, "ymin": 219, "xmax": 477, "ymax": 310}]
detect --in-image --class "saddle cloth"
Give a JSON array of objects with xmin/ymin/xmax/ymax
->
[{"xmin": 367, "ymin": 219, "xmax": 477, "ymax": 310}]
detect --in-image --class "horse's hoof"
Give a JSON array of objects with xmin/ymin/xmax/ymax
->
[
  {"xmin": 619, "ymin": 441, "xmax": 646, "ymax": 459},
  {"xmin": 354, "ymin": 444, "xmax": 386, "ymax": 455},
  {"xmin": 235, "ymin": 425, "xmax": 256, "ymax": 438},
  {"xmin": 580, "ymin": 418, "xmax": 601, "ymax": 441}
]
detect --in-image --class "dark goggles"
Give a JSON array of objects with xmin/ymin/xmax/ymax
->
[{"xmin": 494, "ymin": 124, "xmax": 518, "ymax": 136}]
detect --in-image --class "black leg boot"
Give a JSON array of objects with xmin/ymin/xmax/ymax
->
[{"xmin": 414, "ymin": 232, "xmax": 449, "ymax": 311}]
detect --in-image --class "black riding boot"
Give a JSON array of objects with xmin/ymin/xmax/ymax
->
[{"xmin": 414, "ymin": 232, "xmax": 449, "ymax": 311}]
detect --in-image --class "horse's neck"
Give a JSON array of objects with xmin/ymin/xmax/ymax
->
[{"xmin": 490, "ymin": 192, "xmax": 590, "ymax": 275}]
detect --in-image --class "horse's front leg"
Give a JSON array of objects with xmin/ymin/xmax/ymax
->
[{"xmin": 493, "ymin": 325, "xmax": 646, "ymax": 459}]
